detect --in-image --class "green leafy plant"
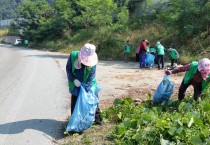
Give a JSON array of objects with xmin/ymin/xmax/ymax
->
[{"xmin": 103, "ymin": 85, "xmax": 210, "ymax": 144}]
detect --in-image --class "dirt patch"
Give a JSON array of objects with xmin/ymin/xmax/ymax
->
[{"xmin": 49, "ymin": 52, "xmax": 190, "ymax": 109}]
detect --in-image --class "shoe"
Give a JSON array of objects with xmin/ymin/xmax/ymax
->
[
  {"xmin": 64, "ymin": 131, "xmax": 83, "ymax": 135},
  {"xmin": 94, "ymin": 121, "xmax": 103, "ymax": 126}
]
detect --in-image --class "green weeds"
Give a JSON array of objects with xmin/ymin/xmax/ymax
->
[{"xmin": 103, "ymin": 87, "xmax": 210, "ymax": 145}]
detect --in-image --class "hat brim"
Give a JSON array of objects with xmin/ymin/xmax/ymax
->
[{"xmin": 79, "ymin": 52, "xmax": 98, "ymax": 67}]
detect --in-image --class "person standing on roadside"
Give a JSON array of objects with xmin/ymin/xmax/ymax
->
[
  {"xmin": 66, "ymin": 43, "xmax": 102, "ymax": 125},
  {"xmin": 123, "ymin": 40, "xmax": 131, "ymax": 63},
  {"xmin": 165, "ymin": 58, "xmax": 210, "ymax": 101},
  {"xmin": 155, "ymin": 41, "xmax": 165, "ymax": 70},
  {"xmin": 138, "ymin": 39, "xmax": 148, "ymax": 68},
  {"xmin": 24, "ymin": 39, "xmax": 29, "ymax": 48},
  {"xmin": 168, "ymin": 47, "xmax": 179, "ymax": 68}
]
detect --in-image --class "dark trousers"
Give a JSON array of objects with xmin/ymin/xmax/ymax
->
[
  {"xmin": 71, "ymin": 95, "xmax": 102, "ymax": 123},
  {"xmin": 171, "ymin": 59, "xmax": 177, "ymax": 67},
  {"xmin": 141, "ymin": 55, "xmax": 146, "ymax": 68},
  {"xmin": 157, "ymin": 55, "xmax": 164, "ymax": 69},
  {"xmin": 136, "ymin": 53, "xmax": 139, "ymax": 62},
  {"xmin": 178, "ymin": 80, "xmax": 202, "ymax": 101}
]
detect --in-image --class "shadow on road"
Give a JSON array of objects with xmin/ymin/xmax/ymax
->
[{"xmin": 0, "ymin": 119, "xmax": 67, "ymax": 140}]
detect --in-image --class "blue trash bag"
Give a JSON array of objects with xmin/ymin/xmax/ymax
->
[
  {"xmin": 153, "ymin": 75, "xmax": 174, "ymax": 103},
  {"xmin": 145, "ymin": 53, "xmax": 155, "ymax": 67},
  {"xmin": 66, "ymin": 84, "xmax": 100, "ymax": 133}
]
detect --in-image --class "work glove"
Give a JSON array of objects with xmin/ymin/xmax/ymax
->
[
  {"xmin": 165, "ymin": 70, "xmax": 172, "ymax": 75},
  {"xmin": 73, "ymin": 79, "xmax": 81, "ymax": 87}
]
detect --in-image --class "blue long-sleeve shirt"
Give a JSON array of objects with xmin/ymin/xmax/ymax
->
[{"xmin": 66, "ymin": 54, "xmax": 96, "ymax": 96}]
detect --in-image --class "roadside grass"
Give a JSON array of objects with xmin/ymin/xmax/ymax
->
[
  {"xmin": 8, "ymin": 21, "xmax": 209, "ymax": 63},
  {"xmin": 60, "ymin": 122, "xmax": 115, "ymax": 145}
]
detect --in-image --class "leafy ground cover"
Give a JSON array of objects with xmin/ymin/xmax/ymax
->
[
  {"xmin": 61, "ymin": 85, "xmax": 210, "ymax": 145},
  {"xmin": 103, "ymin": 86, "xmax": 210, "ymax": 145}
]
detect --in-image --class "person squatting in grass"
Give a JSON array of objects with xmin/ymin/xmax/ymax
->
[
  {"xmin": 168, "ymin": 46, "xmax": 179, "ymax": 68},
  {"xmin": 66, "ymin": 43, "xmax": 102, "ymax": 125},
  {"xmin": 165, "ymin": 58, "xmax": 210, "ymax": 101}
]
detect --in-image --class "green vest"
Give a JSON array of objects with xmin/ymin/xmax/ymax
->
[
  {"xmin": 124, "ymin": 44, "xmax": 131, "ymax": 53},
  {"xmin": 149, "ymin": 47, "xmax": 156, "ymax": 53},
  {"xmin": 156, "ymin": 44, "xmax": 164, "ymax": 55},
  {"xmin": 68, "ymin": 51, "xmax": 96, "ymax": 91},
  {"xmin": 183, "ymin": 61, "xmax": 209, "ymax": 91},
  {"xmin": 24, "ymin": 40, "xmax": 28, "ymax": 45},
  {"xmin": 170, "ymin": 48, "xmax": 178, "ymax": 59}
]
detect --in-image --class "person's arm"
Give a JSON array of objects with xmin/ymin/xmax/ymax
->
[
  {"xmin": 171, "ymin": 64, "xmax": 191, "ymax": 74},
  {"xmin": 85, "ymin": 66, "xmax": 96, "ymax": 91},
  {"xmin": 66, "ymin": 54, "xmax": 75, "ymax": 82},
  {"xmin": 174, "ymin": 49, "xmax": 179, "ymax": 58},
  {"xmin": 137, "ymin": 44, "xmax": 141, "ymax": 54}
]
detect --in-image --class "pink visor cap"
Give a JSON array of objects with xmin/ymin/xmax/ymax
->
[
  {"xmin": 198, "ymin": 58, "xmax": 210, "ymax": 80},
  {"xmin": 78, "ymin": 43, "xmax": 98, "ymax": 67}
]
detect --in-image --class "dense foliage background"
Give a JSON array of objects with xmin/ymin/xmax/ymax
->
[
  {"xmin": 1, "ymin": 0, "xmax": 210, "ymax": 62},
  {"xmin": 0, "ymin": 0, "xmax": 54, "ymax": 20}
]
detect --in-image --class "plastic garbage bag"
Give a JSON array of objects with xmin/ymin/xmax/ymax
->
[
  {"xmin": 146, "ymin": 53, "xmax": 155, "ymax": 68},
  {"xmin": 66, "ymin": 84, "xmax": 100, "ymax": 133},
  {"xmin": 153, "ymin": 75, "xmax": 174, "ymax": 103}
]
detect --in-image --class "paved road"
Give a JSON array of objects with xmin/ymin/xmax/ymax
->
[{"xmin": 0, "ymin": 45, "xmax": 70, "ymax": 145}]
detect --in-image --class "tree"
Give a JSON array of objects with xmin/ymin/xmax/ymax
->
[
  {"xmin": 16, "ymin": 0, "xmax": 54, "ymax": 40},
  {"xmin": 154, "ymin": 0, "xmax": 210, "ymax": 40},
  {"xmin": 73, "ymin": 0, "xmax": 117, "ymax": 29},
  {"xmin": 35, "ymin": 0, "xmax": 75, "ymax": 40}
]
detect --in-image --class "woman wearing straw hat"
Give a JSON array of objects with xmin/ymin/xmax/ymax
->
[
  {"xmin": 66, "ymin": 43, "xmax": 102, "ymax": 125},
  {"xmin": 165, "ymin": 58, "xmax": 210, "ymax": 101}
]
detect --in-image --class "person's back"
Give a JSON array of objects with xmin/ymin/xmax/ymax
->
[
  {"xmin": 139, "ymin": 41, "xmax": 147, "ymax": 55},
  {"xmin": 168, "ymin": 47, "xmax": 179, "ymax": 67},
  {"xmin": 24, "ymin": 39, "xmax": 29, "ymax": 48},
  {"xmin": 155, "ymin": 41, "xmax": 165, "ymax": 69},
  {"xmin": 156, "ymin": 43, "xmax": 164, "ymax": 55},
  {"xmin": 169, "ymin": 48, "xmax": 179, "ymax": 59},
  {"xmin": 149, "ymin": 47, "xmax": 156, "ymax": 53},
  {"xmin": 24, "ymin": 39, "xmax": 28, "ymax": 45},
  {"xmin": 124, "ymin": 43, "xmax": 131, "ymax": 53}
]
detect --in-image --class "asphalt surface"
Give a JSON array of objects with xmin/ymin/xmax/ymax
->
[{"xmin": 0, "ymin": 44, "xmax": 70, "ymax": 145}]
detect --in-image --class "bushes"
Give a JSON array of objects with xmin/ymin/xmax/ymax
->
[
  {"xmin": 93, "ymin": 26, "xmax": 126, "ymax": 60},
  {"xmin": 0, "ymin": 29, "xmax": 8, "ymax": 38}
]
